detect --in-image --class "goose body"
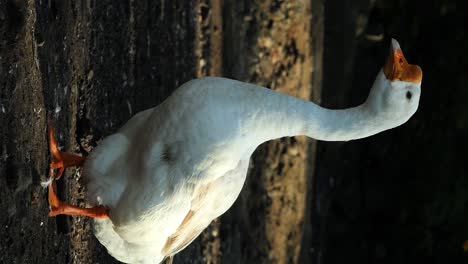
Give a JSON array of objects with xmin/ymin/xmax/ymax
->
[{"xmin": 77, "ymin": 39, "xmax": 422, "ymax": 263}]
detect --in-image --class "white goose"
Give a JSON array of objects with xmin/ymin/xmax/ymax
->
[{"xmin": 46, "ymin": 39, "xmax": 422, "ymax": 263}]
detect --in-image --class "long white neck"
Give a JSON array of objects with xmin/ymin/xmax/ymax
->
[
  {"xmin": 226, "ymin": 73, "xmax": 395, "ymax": 146},
  {"xmin": 254, "ymin": 100, "xmax": 383, "ymax": 142}
]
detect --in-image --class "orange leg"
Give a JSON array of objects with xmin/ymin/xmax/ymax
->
[
  {"xmin": 47, "ymin": 120, "xmax": 109, "ymax": 219},
  {"xmin": 48, "ymin": 120, "xmax": 86, "ymax": 180},
  {"xmin": 48, "ymin": 179, "xmax": 109, "ymax": 218}
]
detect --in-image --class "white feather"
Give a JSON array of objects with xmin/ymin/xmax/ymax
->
[{"xmin": 40, "ymin": 177, "xmax": 53, "ymax": 188}]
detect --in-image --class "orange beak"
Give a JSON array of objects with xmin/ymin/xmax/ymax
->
[{"xmin": 383, "ymin": 39, "xmax": 423, "ymax": 83}]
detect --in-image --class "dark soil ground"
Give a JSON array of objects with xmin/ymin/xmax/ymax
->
[
  {"xmin": 1, "ymin": 0, "xmax": 467, "ymax": 263},
  {"xmin": 308, "ymin": 1, "xmax": 468, "ymax": 263}
]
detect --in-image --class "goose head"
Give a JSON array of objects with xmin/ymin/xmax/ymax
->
[{"xmin": 366, "ymin": 38, "xmax": 423, "ymax": 127}]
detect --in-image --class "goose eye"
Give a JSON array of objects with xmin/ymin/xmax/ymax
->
[{"xmin": 406, "ymin": 91, "xmax": 412, "ymax": 100}]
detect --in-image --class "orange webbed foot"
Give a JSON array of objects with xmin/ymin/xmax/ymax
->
[
  {"xmin": 48, "ymin": 120, "xmax": 86, "ymax": 180},
  {"xmin": 48, "ymin": 180, "xmax": 110, "ymax": 219}
]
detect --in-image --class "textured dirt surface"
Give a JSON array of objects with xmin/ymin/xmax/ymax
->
[
  {"xmin": 220, "ymin": 1, "xmax": 314, "ymax": 263},
  {"xmin": 1, "ymin": 1, "xmax": 197, "ymax": 263},
  {"xmin": 0, "ymin": 0, "xmax": 315, "ymax": 263}
]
